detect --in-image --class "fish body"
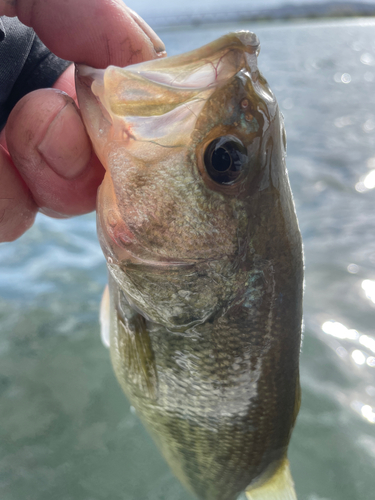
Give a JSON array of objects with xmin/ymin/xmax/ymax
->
[{"xmin": 76, "ymin": 32, "xmax": 303, "ymax": 500}]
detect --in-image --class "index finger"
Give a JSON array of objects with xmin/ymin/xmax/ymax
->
[{"xmin": 0, "ymin": 0, "xmax": 166, "ymax": 68}]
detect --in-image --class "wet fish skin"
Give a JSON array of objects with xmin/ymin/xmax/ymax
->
[{"xmin": 76, "ymin": 31, "xmax": 303, "ymax": 500}]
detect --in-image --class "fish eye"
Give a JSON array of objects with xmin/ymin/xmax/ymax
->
[{"xmin": 204, "ymin": 136, "xmax": 248, "ymax": 185}]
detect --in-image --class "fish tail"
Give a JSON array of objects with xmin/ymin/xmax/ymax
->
[
  {"xmin": 245, "ymin": 459, "xmax": 297, "ymax": 500},
  {"xmin": 100, "ymin": 284, "xmax": 110, "ymax": 348}
]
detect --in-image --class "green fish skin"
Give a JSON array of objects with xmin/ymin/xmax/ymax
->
[{"xmin": 76, "ymin": 31, "xmax": 303, "ymax": 500}]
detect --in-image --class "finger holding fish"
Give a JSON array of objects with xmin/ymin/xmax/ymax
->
[{"xmin": 1, "ymin": 0, "xmax": 166, "ymax": 240}]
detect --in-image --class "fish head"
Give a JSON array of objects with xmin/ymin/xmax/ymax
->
[{"xmin": 76, "ymin": 32, "xmax": 289, "ymax": 329}]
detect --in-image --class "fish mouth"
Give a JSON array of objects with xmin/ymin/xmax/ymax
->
[{"xmin": 75, "ymin": 31, "xmax": 261, "ymax": 163}]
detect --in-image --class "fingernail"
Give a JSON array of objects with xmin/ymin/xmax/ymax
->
[
  {"xmin": 126, "ymin": 7, "xmax": 166, "ymax": 54},
  {"xmin": 37, "ymin": 102, "xmax": 92, "ymax": 179},
  {"xmin": 38, "ymin": 207, "xmax": 70, "ymax": 219}
]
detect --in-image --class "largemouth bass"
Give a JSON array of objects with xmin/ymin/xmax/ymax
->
[{"xmin": 76, "ymin": 31, "xmax": 303, "ymax": 500}]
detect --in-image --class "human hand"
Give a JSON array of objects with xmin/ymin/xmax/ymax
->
[{"xmin": 0, "ymin": 0, "xmax": 165, "ymax": 241}]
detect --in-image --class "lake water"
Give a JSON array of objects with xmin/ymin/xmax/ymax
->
[{"xmin": 1, "ymin": 17, "xmax": 375, "ymax": 500}]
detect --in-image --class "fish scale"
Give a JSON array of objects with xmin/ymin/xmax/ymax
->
[{"xmin": 76, "ymin": 31, "xmax": 303, "ymax": 500}]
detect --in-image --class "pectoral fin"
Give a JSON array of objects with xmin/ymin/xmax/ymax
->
[
  {"xmin": 110, "ymin": 282, "xmax": 158, "ymax": 401},
  {"xmin": 245, "ymin": 459, "xmax": 297, "ymax": 500}
]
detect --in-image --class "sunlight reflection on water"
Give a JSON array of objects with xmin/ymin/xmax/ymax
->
[
  {"xmin": 362, "ymin": 279, "xmax": 375, "ymax": 303},
  {"xmin": 321, "ymin": 318, "xmax": 375, "ymax": 427}
]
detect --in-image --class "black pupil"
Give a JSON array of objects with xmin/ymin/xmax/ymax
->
[
  {"xmin": 204, "ymin": 136, "xmax": 247, "ymax": 185},
  {"xmin": 211, "ymin": 147, "xmax": 232, "ymax": 172}
]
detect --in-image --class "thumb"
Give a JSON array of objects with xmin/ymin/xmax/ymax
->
[{"xmin": 6, "ymin": 87, "xmax": 104, "ymax": 218}]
